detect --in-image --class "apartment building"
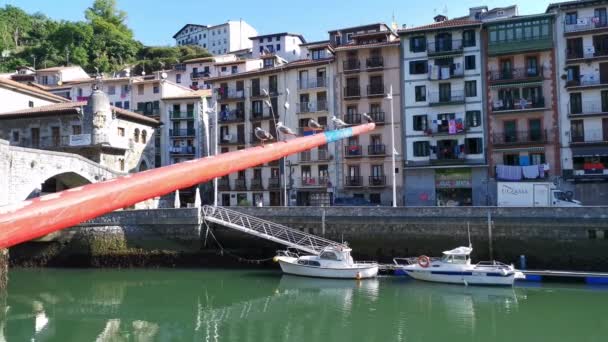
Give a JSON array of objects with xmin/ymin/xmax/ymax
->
[
  {"xmin": 548, "ymin": 0, "xmax": 608, "ymax": 204},
  {"xmin": 0, "ymin": 77, "xmax": 68, "ymax": 113},
  {"xmin": 400, "ymin": 16, "xmax": 486, "ymax": 206},
  {"xmin": 331, "ymin": 23, "xmax": 403, "ymax": 206},
  {"xmin": 173, "ymin": 21, "xmax": 258, "ymax": 55},
  {"xmin": 250, "ymin": 33, "xmax": 307, "ymax": 62},
  {"xmin": 483, "ymin": 13, "xmax": 561, "ymax": 193}
]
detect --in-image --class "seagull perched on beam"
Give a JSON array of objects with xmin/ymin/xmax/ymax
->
[
  {"xmin": 331, "ymin": 116, "xmax": 349, "ymax": 129},
  {"xmin": 276, "ymin": 122, "xmax": 298, "ymax": 137},
  {"xmin": 254, "ymin": 127, "xmax": 273, "ymax": 146},
  {"xmin": 362, "ymin": 113, "xmax": 374, "ymax": 123},
  {"xmin": 308, "ymin": 119, "xmax": 323, "ymax": 131}
]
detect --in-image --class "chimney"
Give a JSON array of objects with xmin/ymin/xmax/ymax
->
[{"xmin": 434, "ymin": 14, "xmax": 448, "ymax": 23}]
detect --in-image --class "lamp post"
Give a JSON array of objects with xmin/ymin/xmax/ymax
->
[
  {"xmin": 386, "ymin": 85, "xmax": 397, "ymax": 207},
  {"xmin": 205, "ymin": 101, "xmax": 218, "ymax": 206}
]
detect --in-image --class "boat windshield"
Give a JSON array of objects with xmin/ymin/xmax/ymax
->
[
  {"xmin": 441, "ymin": 254, "xmax": 469, "ymax": 264},
  {"xmin": 320, "ymin": 251, "xmax": 339, "ymax": 260}
]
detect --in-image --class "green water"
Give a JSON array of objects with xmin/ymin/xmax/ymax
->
[{"xmin": 2, "ymin": 269, "xmax": 607, "ymax": 342}]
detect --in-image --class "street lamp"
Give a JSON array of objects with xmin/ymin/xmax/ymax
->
[{"xmin": 386, "ymin": 85, "xmax": 397, "ymax": 207}]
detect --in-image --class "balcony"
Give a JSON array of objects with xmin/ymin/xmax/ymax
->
[
  {"xmin": 566, "ymin": 47, "xmax": 608, "ymax": 61},
  {"xmin": 174, "ymin": 64, "xmax": 187, "ymax": 71},
  {"xmin": 344, "ymin": 113, "xmax": 362, "ymax": 125},
  {"xmin": 218, "ymin": 178, "xmax": 231, "ymax": 191},
  {"xmin": 170, "ymin": 111, "xmax": 194, "ymax": 120},
  {"xmin": 367, "ymin": 84, "xmax": 385, "ymax": 97},
  {"xmin": 369, "ymin": 112, "xmax": 385, "ymax": 124},
  {"xmin": 250, "ymin": 86, "xmax": 279, "ymax": 98},
  {"xmin": 428, "ymin": 66, "xmax": 464, "ymax": 81},
  {"xmin": 250, "ymin": 178, "xmax": 264, "ymax": 190},
  {"xmin": 430, "ymin": 155, "xmax": 469, "ymax": 166},
  {"xmin": 268, "ymin": 177, "xmax": 281, "ymax": 189},
  {"xmin": 169, "ymin": 146, "xmax": 196, "ymax": 155},
  {"xmin": 488, "ymin": 67, "xmax": 544, "ymax": 84},
  {"xmin": 565, "ymin": 17, "xmax": 608, "ymax": 35},
  {"xmin": 217, "ymin": 88, "xmax": 246, "ymax": 101},
  {"xmin": 368, "ymin": 144, "xmax": 386, "ymax": 157},
  {"xmin": 218, "ymin": 109, "xmax": 245, "ymax": 123},
  {"xmin": 570, "ymin": 130, "xmax": 608, "ymax": 145},
  {"xmin": 191, "ymin": 71, "xmax": 210, "ymax": 79},
  {"xmin": 300, "ymin": 177, "xmax": 329, "ymax": 187},
  {"xmin": 299, "ymin": 151, "xmax": 312, "ymax": 162},
  {"xmin": 344, "ymin": 176, "xmax": 363, "ymax": 187},
  {"xmin": 344, "ymin": 145, "xmax": 363, "ymax": 158},
  {"xmin": 492, "ymin": 97, "xmax": 546, "ymax": 113},
  {"xmin": 344, "ymin": 86, "xmax": 361, "ymax": 99},
  {"xmin": 298, "ymin": 77, "xmax": 327, "ymax": 90},
  {"xmin": 366, "ymin": 56, "xmax": 384, "ymax": 70},
  {"xmin": 491, "ymin": 130, "xmax": 549, "ymax": 146},
  {"xmin": 170, "ymin": 128, "xmax": 196, "ymax": 137},
  {"xmin": 296, "ymin": 101, "xmax": 328, "ymax": 113},
  {"xmin": 219, "ymin": 134, "xmax": 245, "ymax": 145},
  {"xmin": 568, "ymin": 101, "xmax": 608, "ymax": 116},
  {"xmin": 234, "ymin": 178, "xmax": 247, "ymax": 191},
  {"xmin": 428, "ymin": 91, "xmax": 465, "ymax": 106},
  {"xmin": 566, "ymin": 75, "xmax": 608, "ymax": 89},
  {"xmin": 427, "ymin": 40, "xmax": 463, "ymax": 57},
  {"xmin": 343, "ymin": 59, "xmax": 361, "ymax": 72},
  {"xmin": 487, "ymin": 36, "xmax": 554, "ymax": 56},
  {"xmin": 368, "ymin": 176, "xmax": 386, "ymax": 187},
  {"xmin": 249, "ymin": 109, "xmax": 274, "ymax": 122},
  {"xmin": 317, "ymin": 149, "xmax": 331, "ymax": 161}
]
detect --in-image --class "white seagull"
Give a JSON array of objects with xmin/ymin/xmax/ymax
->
[
  {"xmin": 308, "ymin": 119, "xmax": 323, "ymax": 130},
  {"xmin": 254, "ymin": 127, "xmax": 273, "ymax": 146},
  {"xmin": 276, "ymin": 122, "xmax": 298, "ymax": 137},
  {"xmin": 362, "ymin": 113, "xmax": 374, "ymax": 123},
  {"xmin": 331, "ymin": 116, "xmax": 349, "ymax": 129}
]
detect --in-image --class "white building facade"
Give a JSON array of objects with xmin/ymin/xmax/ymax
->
[{"xmin": 173, "ymin": 21, "xmax": 258, "ymax": 55}]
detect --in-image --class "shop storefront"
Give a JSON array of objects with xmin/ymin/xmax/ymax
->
[{"xmin": 435, "ymin": 168, "xmax": 473, "ymax": 206}]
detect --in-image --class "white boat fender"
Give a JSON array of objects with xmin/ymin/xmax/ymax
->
[
  {"xmin": 273, "ymin": 256, "xmax": 279, "ymax": 263},
  {"xmin": 356, "ymin": 272, "xmax": 362, "ymax": 280}
]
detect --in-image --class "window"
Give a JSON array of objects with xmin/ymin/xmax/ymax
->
[
  {"xmin": 264, "ymin": 59, "xmax": 274, "ymax": 68},
  {"xmin": 114, "ymin": 101, "xmax": 122, "ymax": 108},
  {"xmin": 221, "ymin": 66, "xmax": 227, "ymax": 72},
  {"xmin": 153, "ymin": 85, "xmax": 159, "ymax": 94},
  {"xmin": 413, "ymin": 141, "xmax": 430, "ymax": 157},
  {"xmin": 465, "ymin": 80, "xmax": 477, "ymax": 97},
  {"xmin": 108, "ymin": 85, "xmax": 116, "ymax": 95},
  {"xmin": 124, "ymin": 101, "xmax": 130, "ymax": 109},
  {"xmin": 465, "ymin": 111, "xmax": 481, "ymax": 127},
  {"xmin": 231, "ymin": 65, "xmax": 238, "ymax": 74},
  {"xmin": 28, "ymin": 101, "xmax": 34, "ymax": 108},
  {"xmin": 134, "ymin": 128, "xmax": 140, "ymax": 143},
  {"xmin": 72, "ymin": 125, "xmax": 82, "ymax": 135},
  {"xmin": 530, "ymin": 153, "xmax": 545, "ymax": 165},
  {"xmin": 409, "ymin": 60, "xmax": 428, "ymax": 74},
  {"xmin": 276, "ymin": 44, "xmax": 281, "ymax": 51},
  {"xmin": 176, "ymin": 74, "xmax": 181, "ymax": 83},
  {"xmin": 570, "ymin": 93, "xmax": 582, "ymax": 114},
  {"xmin": 11, "ymin": 130, "xmax": 19, "ymax": 142},
  {"xmin": 415, "ymin": 86, "xmax": 426, "ymax": 102},
  {"xmin": 565, "ymin": 12, "xmax": 578, "ymax": 25},
  {"xmin": 410, "ymin": 36, "xmax": 426, "ymax": 52},
  {"xmin": 413, "ymin": 115, "xmax": 428, "ymax": 131},
  {"xmin": 119, "ymin": 159, "xmax": 125, "ymax": 171},
  {"xmin": 503, "ymin": 154, "xmax": 519, "ymax": 166},
  {"xmin": 465, "ymin": 138, "xmax": 482, "ymax": 154},
  {"xmin": 571, "ymin": 120, "xmax": 584, "ymax": 142},
  {"xmin": 31, "ymin": 127, "xmax": 39, "ymax": 147},
  {"xmin": 465, "ymin": 55, "xmax": 476, "ymax": 70},
  {"xmin": 463, "ymin": 30, "xmax": 476, "ymax": 47},
  {"xmin": 142, "ymin": 130, "xmax": 147, "ymax": 144},
  {"xmin": 137, "ymin": 84, "xmax": 144, "ymax": 95}
]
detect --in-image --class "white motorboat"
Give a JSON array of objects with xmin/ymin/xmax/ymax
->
[
  {"xmin": 394, "ymin": 246, "xmax": 525, "ymax": 286},
  {"xmin": 274, "ymin": 246, "xmax": 378, "ymax": 279}
]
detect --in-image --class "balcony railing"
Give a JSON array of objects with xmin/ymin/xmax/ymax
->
[
  {"xmin": 300, "ymin": 177, "xmax": 329, "ymax": 187},
  {"xmin": 344, "ymin": 176, "xmax": 363, "ymax": 187},
  {"xmin": 317, "ymin": 149, "xmax": 331, "ymax": 161},
  {"xmin": 299, "ymin": 151, "xmax": 312, "ymax": 162},
  {"xmin": 368, "ymin": 144, "xmax": 386, "ymax": 156},
  {"xmin": 170, "ymin": 111, "xmax": 194, "ymax": 119},
  {"xmin": 250, "ymin": 86, "xmax": 279, "ymax": 98},
  {"xmin": 368, "ymin": 176, "xmax": 386, "ymax": 187},
  {"xmin": 250, "ymin": 178, "xmax": 264, "ymax": 190},
  {"xmin": 488, "ymin": 67, "xmax": 544, "ymax": 82},
  {"xmin": 344, "ymin": 86, "xmax": 361, "ymax": 98},
  {"xmin": 218, "ymin": 109, "xmax": 245, "ymax": 123},
  {"xmin": 568, "ymin": 101, "xmax": 608, "ymax": 115},
  {"xmin": 565, "ymin": 17, "xmax": 608, "ymax": 33},
  {"xmin": 428, "ymin": 66, "xmax": 464, "ymax": 80},
  {"xmin": 566, "ymin": 76, "xmax": 608, "ymax": 88},
  {"xmin": 234, "ymin": 178, "xmax": 247, "ymax": 190},
  {"xmin": 570, "ymin": 129, "xmax": 608, "ymax": 144},
  {"xmin": 492, "ymin": 97, "xmax": 546, "ymax": 112},
  {"xmin": 250, "ymin": 109, "xmax": 274, "ymax": 121},
  {"xmin": 344, "ymin": 114, "xmax": 361, "ymax": 125},
  {"xmin": 174, "ymin": 64, "xmax": 187, "ymax": 71},
  {"xmin": 491, "ymin": 130, "xmax": 549, "ymax": 145},
  {"xmin": 219, "ymin": 134, "xmax": 245, "ymax": 145},
  {"xmin": 170, "ymin": 128, "xmax": 196, "ymax": 137},
  {"xmin": 268, "ymin": 177, "xmax": 281, "ymax": 189},
  {"xmin": 367, "ymin": 84, "xmax": 385, "ymax": 96},
  {"xmin": 218, "ymin": 178, "xmax": 231, "ymax": 191},
  {"xmin": 191, "ymin": 71, "xmax": 210, "ymax": 79},
  {"xmin": 369, "ymin": 112, "xmax": 385, "ymax": 124},
  {"xmin": 428, "ymin": 91, "xmax": 465, "ymax": 106},
  {"xmin": 169, "ymin": 146, "xmax": 196, "ymax": 155},
  {"xmin": 427, "ymin": 39, "xmax": 463, "ymax": 56},
  {"xmin": 366, "ymin": 56, "xmax": 384, "ymax": 69},
  {"xmin": 217, "ymin": 88, "xmax": 246, "ymax": 101},
  {"xmin": 298, "ymin": 77, "xmax": 327, "ymax": 90},
  {"xmin": 297, "ymin": 101, "xmax": 328, "ymax": 113},
  {"xmin": 344, "ymin": 145, "xmax": 363, "ymax": 158},
  {"xmin": 343, "ymin": 59, "xmax": 361, "ymax": 72}
]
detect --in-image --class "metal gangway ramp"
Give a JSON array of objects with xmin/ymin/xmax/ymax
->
[{"xmin": 201, "ymin": 205, "xmax": 345, "ymax": 255}]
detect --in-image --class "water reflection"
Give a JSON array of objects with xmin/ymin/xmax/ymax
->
[{"xmin": 0, "ymin": 269, "xmax": 606, "ymax": 342}]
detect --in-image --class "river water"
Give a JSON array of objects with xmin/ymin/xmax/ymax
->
[{"xmin": 2, "ymin": 268, "xmax": 607, "ymax": 341}]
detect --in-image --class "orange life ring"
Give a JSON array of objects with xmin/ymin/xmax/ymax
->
[{"xmin": 418, "ymin": 255, "xmax": 431, "ymax": 268}]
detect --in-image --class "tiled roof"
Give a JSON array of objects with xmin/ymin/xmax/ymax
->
[
  {"xmin": 399, "ymin": 19, "xmax": 480, "ymax": 34},
  {"xmin": 36, "ymin": 66, "xmax": 84, "ymax": 72},
  {"xmin": 0, "ymin": 78, "xmax": 69, "ymax": 103},
  {"xmin": 333, "ymin": 40, "xmax": 400, "ymax": 51},
  {"xmin": 0, "ymin": 101, "xmax": 160, "ymax": 126}
]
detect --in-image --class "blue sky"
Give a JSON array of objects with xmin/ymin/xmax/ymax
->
[{"xmin": 5, "ymin": 0, "xmax": 553, "ymax": 46}]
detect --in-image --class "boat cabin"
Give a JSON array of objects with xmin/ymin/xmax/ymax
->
[{"xmin": 440, "ymin": 247, "xmax": 472, "ymax": 265}]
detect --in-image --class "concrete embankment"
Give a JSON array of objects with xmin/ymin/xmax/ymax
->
[{"xmin": 7, "ymin": 207, "xmax": 608, "ymax": 271}]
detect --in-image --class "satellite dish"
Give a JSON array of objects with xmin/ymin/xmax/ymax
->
[{"xmin": 161, "ymin": 72, "xmax": 168, "ymax": 79}]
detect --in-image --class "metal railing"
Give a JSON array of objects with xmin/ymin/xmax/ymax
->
[
  {"xmin": 566, "ymin": 76, "xmax": 607, "ymax": 87},
  {"xmin": 296, "ymin": 101, "xmax": 328, "ymax": 113},
  {"xmin": 565, "ymin": 17, "xmax": 608, "ymax": 33},
  {"xmin": 202, "ymin": 205, "xmax": 345, "ymax": 255},
  {"xmin": 317, "ymin": 149, "xmax": 331, "ymax": 161},
  {"xmin": 234, "ymin": 178, "xmax": 247, "ymax": 190},
  {"xmin": 217, "ymin": 88, "xmax": 246, "ymax": 100},
  {"xmin": 570, "ymin": 129, "xmax": 608, "ymax": 144},
  {"xmin": 297, "ymin": 77, "xmax": 327, "ymax": 90},
  {"xmin": 170, "ymin": 111, "xmax": 195, "ymax": 119},
  {"xmin": 488, "ymin": 67, "xmax": 544, "ymax": 82},
  {"xmin": 344, "ymin": 86, "xmax": 361, "ymax": 98},
  {"xmin": 170, "ymin": 129, "xmax": 196, "ymax": 137},
  {"xmin": 250, "ymin": 178, "xmax": 264, "ymax": 190},
  {"xmin": 367, "ymin": 84, "xmax": 385, "ymax": 96},
  {"xmin": 427, "ymin": 39, "xmax": 463, "ymax": 55},
  {"xmin": 219, "ymin": 134, "xmax": 245, "ymax": 145},
  {"xmin": 368, "ymin": 176, "xmax": 386, "ymax": 187},
  {"xmin": 191, "ymin": 71, "xmax": 210, "ymax": 79},
  {"xmin": 368, "ymin": 144, "xmax": 386, "ymax": 156},
  {"xmin": 369, "ymin": 112, "xmax": 385, "ymax": 123},
  {"xmin": 344, "ymin": 145, "xmax": 363, "ymax": 158},
  {"xmin": 249, "ymin": 109, "xmax": 274, "ymax": 121},
  {"xmin": 169, "ymin": 146, "xmax": 196, "ymax": 155},
  {"xmin": 343, "ymin": 59, "xmax": 361, "ymax": 71},
  {"xmin": 492, "ymin": 97, "xmax": 546, "ymax": 112},
  {"xmin": 491, "ymin": 130, "xmax": 549, "ymax": 145},
  {"xmin": 344, "ymin": 176, "xmax": 363, "ymax": 187},
  {"xmin": 366, "ymin": 56, "xmax": 384, "ymax": 69},
  {"xmin": 300, "ymin": 177, "xmax": 329, "ymax": 187},
  {"xmin": 344, "ymin": 113, "xmax": 362, "ymax": 124},
  {"xmin": 268, "ymin": 177, "xmax": 281, "ymax": 189},
  {"xmin": 299, "ymin": 151, "xmax": 312, "ymax": 162},
  {"xmin": 250, "ymin": 86, "xmax": 278, "ymax": 98},
  {"xmin": 218, "ymin": 178, "xmax": 231, "ymax": 191},
  {"xmin": 428, "ymin": 90, "xmax": 465, "ymax": 105},
  {"xmin": 428, "ymin": 65, "xmax": 464, "ymax": 80},
  {"xmin": 568, "ymin": 101, "xmax": 608, "ymax": 115},
  {"xmin": 218, "ymin": 109, "xmax": 245, "ymax": 123}
]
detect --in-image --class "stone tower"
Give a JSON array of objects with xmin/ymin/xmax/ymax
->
[{"xmin": 84, "ymin": 89, "xmax": 113, "ymax": 145}]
